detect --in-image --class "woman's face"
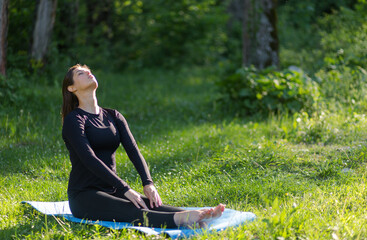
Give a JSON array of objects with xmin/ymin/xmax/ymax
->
[{"xmin": 68, "ymin": 67, "xmax": 98, "ymax": 93}]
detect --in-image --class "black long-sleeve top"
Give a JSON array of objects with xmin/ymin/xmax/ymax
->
[{"xmin": 62, "ymin": 107, "xmax": 153, "ymax": 199}]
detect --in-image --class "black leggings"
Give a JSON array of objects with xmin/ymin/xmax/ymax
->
[{"xmin": 68, "ymin": 189, "xmax": 185, "ymax": 228}]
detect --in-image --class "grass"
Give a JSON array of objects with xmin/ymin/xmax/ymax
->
[{"xmin": 1, "ymin": 66, "xmax": 367, "ymax": 239}]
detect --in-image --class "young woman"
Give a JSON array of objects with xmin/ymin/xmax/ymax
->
[{"xmin": 61, "ymin": 64, "xmax": 225, "ymax": 228}]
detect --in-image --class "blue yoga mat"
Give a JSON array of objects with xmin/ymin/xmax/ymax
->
[{"xmin": 22, "ymin": 201, "xmax": 256, "ymax": 239}]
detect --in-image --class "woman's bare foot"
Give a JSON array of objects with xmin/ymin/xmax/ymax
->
[{"xmin": 174, "ymin": 204, "xmax": 226, "ymax": 228}]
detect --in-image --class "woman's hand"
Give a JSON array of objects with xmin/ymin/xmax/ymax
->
[
  {"xmin": 124, "ymin": 189, "xmax": 148, "ymax": 209},
  {"xmin": 143, "ymin": 184, "xmax": 162, "ymax": 208}
]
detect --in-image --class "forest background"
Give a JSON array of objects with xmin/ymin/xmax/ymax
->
[{"xmin": 2, "ymin": 0, "xmax": 367, "ymax": 239}]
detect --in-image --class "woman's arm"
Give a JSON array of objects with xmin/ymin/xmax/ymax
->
[
  {"xmin": 113, "ymin": 110, "xmax": 154, "ymax": 187},
  {"xmin": 62, "ymin": 114, "xmax": 131, "ymax": 193},
  {"xmin": 113, "ymin": 110, "xmax": 162, "ymax": 207}
]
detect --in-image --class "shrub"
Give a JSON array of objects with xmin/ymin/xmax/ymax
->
[
  {"xmin": 216, "ymin": 66, "xmax": 320, "ymax": 115},
  {"xmin": 317, "ymin": 7, "xmax": 367, "ymax": 70},
  {"xmin": 0, "ymin": 70, "xmax": 27, "ymax": 107},
  {"xmin": 315, "ymin": 65, "xmax": 367, "ymax": 107},
  {"xmin": 278, "ymin": 2, "xmax": 367, "ymax": 73},
  {"xmin": 0, "ymin": 69, "xmax": 54, "ymax": 111}
]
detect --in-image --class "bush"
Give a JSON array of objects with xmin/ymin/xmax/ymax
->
[
  {"xmin": 216, "ymin": 66, "xmax": 320, "ymax": 115},
  {"xmin": 0, "ymin": 69, "xmax": 58, "ymax": 112},
  {"xmin": 317, "ymin": 7, "xmax": 367, "ymax": 70},
  {"xmin": 0, "ymin": 70, "xmax": 27, "ymax": 107},
  {"xmin": 278, "ymin": 2, "xmax": 367, "ymax": 73},
  {"xmin": 315, "ymin": 65, "xmax": 367, "ymax": 107}
]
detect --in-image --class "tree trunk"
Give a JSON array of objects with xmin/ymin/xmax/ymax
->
[
  {"xmin": 242, "ymin": 0, "xmax": 279, "ymax": 69},
  {"xmin": 31, "ymin": 0, "xmax": 57, "ymax": 63},
  {"xmin": 0, "ymin": 0, "xmax": 8, "ymax": 76}
]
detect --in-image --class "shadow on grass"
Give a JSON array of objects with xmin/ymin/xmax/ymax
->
[{"xmin": 0, "ymin": 139, "xmax": 67, "ymax": 177}]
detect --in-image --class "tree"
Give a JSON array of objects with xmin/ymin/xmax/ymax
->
[
  {"xmin": 0, "ymin": 0, "xmax": 8, "ymax": 76},
  {"xmin": 31, "ymin": 0, "xmax": 57, "ymax": 63},
  {"xmin": 242, "ymin": 0, "xmax": 279, "ymax": 69}
]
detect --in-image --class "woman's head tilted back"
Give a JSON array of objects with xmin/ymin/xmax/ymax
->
[{"xmin": 61, "ymin": 64, "xmax": 91, "ymax": 122}]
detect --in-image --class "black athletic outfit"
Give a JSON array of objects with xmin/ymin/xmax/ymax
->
[{"xmin": 62, "ymin": 107, "xmax": 183, "ymax": 228}]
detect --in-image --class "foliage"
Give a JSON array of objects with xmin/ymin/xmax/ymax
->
[
  {"xmin": 305, "ymin": 5, "xmax": 367, "ymax": 109},
  {"xmin": 0, "ymin": 69, "xmax": 62, "ymax": 126},
  {"xmin": 315, "ymin": 65, "xmax": 367, "ymax": 107},
  {"xmin": 317, "ymin": 6, "xmax": 367, "ymax": 70},
  {"xmin": 110, "ymin": 0, "xmax": 229, "ymax": 69},
  {"xmin": 0, "ymin": 76, "xmax": 20, "ymax": 106},
  {"xmin": 50, "ymin": 0, "xmax": 229, "ymax": 71},
  {"xmin": 5, "ymin": 0, "xmax": 366, "ymax": 75},
  {"xmin": 217, "ymin": 0, "xmax": 367, "ymax": 117},
  {"xmin": 216, "ymin": 66, "xmax": 320, "ymax": 115},
  {"xmin": 278, "ymin": 0, "xmax": 363, "ymax": 72},
  {"xmin": 5, "ymin": 0, "xmax": 231, "ymax": 76},
  {"xmin": 7, "ymin": 0, "xmax": 36, "ymax": 71},
  {"xmin": 0, "ymin": 70, "xmax": 27, "ymax": 106}
]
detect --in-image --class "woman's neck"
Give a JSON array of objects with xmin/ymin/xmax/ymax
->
[{"xmin": 77, "ymin": 91, "xmax": 100, "ymax": 114}]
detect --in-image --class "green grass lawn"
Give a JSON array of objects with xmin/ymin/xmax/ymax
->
[{"xmin": 1, "ymin": 66, "xmax": 367, "ymax": 239}]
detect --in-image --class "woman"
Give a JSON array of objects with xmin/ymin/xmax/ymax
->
[{"xmin": 61, "ymin": 64, "xmax": 225, "ymax": 228}]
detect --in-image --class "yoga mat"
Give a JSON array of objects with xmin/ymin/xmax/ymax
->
[{"xmin": 22, "ymin": 201, "xmax": 256, "ymax": 239}]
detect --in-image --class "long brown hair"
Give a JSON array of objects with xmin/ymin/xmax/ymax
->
[{"xmin": 61, "ymin": 64, "xmax": 90, "ymax": 122}]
